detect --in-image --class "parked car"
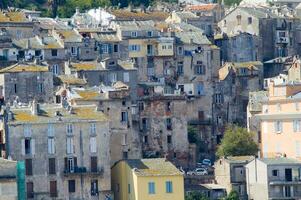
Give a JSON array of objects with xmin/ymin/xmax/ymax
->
[
  {"xmin": 187, "ymin": 168, "xmax": 208, "ymax": 176},
  {"xmin": 202, "ymin": 159, "xmax": 212, "ymax": 166}
]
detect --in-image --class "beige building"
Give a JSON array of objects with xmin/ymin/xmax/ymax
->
[
  {"xmin": 253, "ymin": 82, "xmax": 301, "ymax": 160},
  {"xmin": 215, "ymin": 156, "xmax": 254, "ymax": 200},
  {"xmin": 0, "ymin": 158, "xmax": 18, "ymax": 200},
  {"xmin": 3, "ymin": 102, "xmax": 112, "ymax": 200}
]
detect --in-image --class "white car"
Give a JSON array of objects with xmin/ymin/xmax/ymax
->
[{"xmin": 187, "ymin": 168, "xmax": 208, "ymax": 176}]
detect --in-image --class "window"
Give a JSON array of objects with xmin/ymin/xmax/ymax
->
[
  {"xmin": 90, "ymin": 137, "xmax": 97, "ymax": 153},
  {"xmin": 91, "ymin": 156, "xmax": 98, "ymax": 172},
  {"xmin": 113, "ymin": 44, "xmax": 118, "ymax": 53},
  {"xmin": 148, "ymin": 182, "xmax": 155, "ymax": 194},
  {"xmin": 49, "ymin": 158, "xmax": 56, "ymax": 175},
  {"xmin": 52, "ymin": 64, "xmax": 59, "ymax": 75},
  {"xmin": 195, "ymin": 61, "xmax": 205, "ymax": 75},
  {"xmin": 91, "ymin": 180, "xmax": 98, "ymax": 196},
  {"xmin": 25, "ymin": 138, "xmax": 31, "ymax": 155},
  {"xmin": 102, "ymin": 44, "xmax": 109, "ymax": 54},
  {"xmin": 26, "ymin": 159, "xmax": 33, "ymax": 176},
  {"xmin": 166, "ymin": 102, "xmax": 171, "ymax": 112},
  {"xmin": 27, "ymin": 182, "xmax": 34, "ymax": 199},
  {"xmin": 147, "ymin": 44, "xmax": 153, "ymax": 55},
  {"xmin": 248, "ymin": 17, "xmax": 252, "ymax": 24},
  {"xmin": 138, "ymin": 102, "xmax": 144, "ymax": 111},
  {"xmin": 272, "ymin": 169, "xmax": 279, "ymax": 176},
  {"xmin": 123, "ymin": 151, "xmax": 128, "ymax": 159},
  {"xmin": 166, "ymin": 118, "xmax": 172, "ymax": 130},
  {"xmin": 123, "ymin": 72, "xmax": 130, "ymax": 82},
  {"xmin": 284, "ymin": 186, "xmax": 292, "ymax": 197},
  {"xmin": 215, "ymin": 93, "xmax": 223, "ymax": 104},
  {"xmin": 109, "ymin": 73, "xmax": 117, "ymax": 83},
  {"xmin": 50, "ymin": 181, "xmax": 57, "ymax": 197},
  {"xmin": 121, "ymin": 111, "xmax": 128, "ymax": 122},
  {"xmin": 128, "ymin": 184, "xmax": 131, "ymax": 194},
  {"xmin": 162, "ymin": 45, "xmax": 167, "ymax": 50},
  {"xmin": 147, "ymin": 31, "xmax": 153, "ymax": 37},
  {"xmin": 168, "ymin": 45, "xmax": 172, "ymax": 49},
  {"xmin": 129, "ymin": 45, "xmax": 140, "ymax": 52},
  {"xmin": 131, "ymin": 31, "xmax": 137, "ymax": 37},
  {"xmin": 177, "ymin": 46, "xmax": 183, "ymax": 55},
  {"xmin": 276, "ymin": 103, "xmax": 281, "ymax": 112},
  {"xmin": 68, "ymin": 180, "xmax": 76, "ymax": 193},
  {"xmin": 122, "ymin": 134, "xmax": 127, "ymax": 145},
  {"xmin": 177, "ymin": 61, "xmax": 184, "ymax": 75},
  {"xmin": 90, "ymin": 123, "xmax": 96, "ymax": 135},
  {"xmin": 274, "ymin": 121, "xmax": 282, "ymax": 133},
  {"xmin": 293, "ymin": 120, "xmax": 301, "ymax": 132},
  {"xmin": 67, "ymin": 124, "xmax": 73, "ymax": 135},
  {"xmin": 65, "ymin": 157, "xmax": 77, "ymax": 173},
  {"xmin": 48, "ymin": 124, "xmax": 54, "ymax": 137},
  {"xmin": 37, "ymin": 83, "xmax": 43, "ymax": 93},
  {"xmin": 66, "ymin": 137, "xmax": 74, "ymax": 154},
  {"xmin": 51, "ymin": 49, "xmax": 58, "ymax": 57},
  {"xmin": 144, "ymin": 135, "xmax": 148, "ymax": 144},
  {"xmin": 167, "ymin": 135, "xmax": 172, "ymax": 144},
  {"xmin": 14, "ymin": 84, "xmax": 17, "ymax": 93},
  {"xmin": 166, "ymin": 181, "xmax": 173, "ymax": 193},
  {"xmin": 71, "ymin": 47, "xmax": 76, "ymax": 55},
  {"xmin": 237, "ymin": 15, "xmax": 241, "ymax": 25},
  {"xmin": 48, "ymin": 138, "xmax": 55, "ymax": 154},
  {"xmin": 197, "ymin": 83, "xmax": 205, "ymax": 96}
]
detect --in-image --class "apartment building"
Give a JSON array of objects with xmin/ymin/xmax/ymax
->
[
  {"xmin": 252, "ymin": 82, "xmax": 301, "ymax": 160},
  {"xmin": 2, "ymin": 102, "xmax": 112, "ymax": 199},
  {"xmin": 246, "ymin": 158, "xmax": 301, "ymax": 200}
]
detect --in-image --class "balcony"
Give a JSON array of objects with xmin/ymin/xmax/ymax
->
[
  {"xmin": 270, "ymin": 177, "xmax": 301, "ymax": 185},
  {"xmin": 189, "ymin": 119, "xmax": 211, "ymax": 126},
  {"xmin": 64, "ymin": 167, "xmax": 103, "ymax": 176}
]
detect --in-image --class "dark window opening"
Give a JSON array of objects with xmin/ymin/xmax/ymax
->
[
  {"xmin": 49, "ymin": 158, "xmax": 56, "ymax": 175},
  {"xmin": 25, "ymin": 138, "xmax": 31, "ymax": 155},
  {"xmin": 167, "ymin": 135, "xmax": 172, "ymax": 144},
  {"xmin": 27, "ymin": 182, "xmax": 34, "ymax": 199},
  {"xmin": 50, "ymin": 181, "xmax": 57, "ymax": 197},
  {"xmin": 91, "ymin": 156, "xmax": 98, "ymax": 173},
  {"xmin": 51, "ymin": 49, "xmax": 58, "ymax": 57},
  {"xmin": 26, "ymin": 159, "xmax": 33, "ymax": 175},
  {"xmin": 91, "ymin": 180, "xmax": 99, "ymax": 196},
  {"xmin": 68, "ymin": 180, "xmax": 76, "ymax": 193}
]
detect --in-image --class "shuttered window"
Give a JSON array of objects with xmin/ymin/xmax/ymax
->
[
  {"xmin": 26, "ymin": 182, "xmax": 34, "ymax": 198},
  {"xmin": 25, "ymin": 159, "xmax": 33, "ymax": 176},
  {"xmin": 91, "ymin": 157, "xmax": 98, "ymax": 172},
  {"xmin": 49, "ymin": 158, "xmax": 56, "ymax": 175},
  {"xmin": 66, "ymin": 137, "xmax": 74, "ymax": 154},
  {"xmin": 48, "ymin": 138, "xmax": 55, "ymax": 154},
  {"xmin": 90, "ymin": 137, "xmax": 97, "ymax": 153},
  {"xmin": 50, "ymin": 181, "xmax": 57, "ymax": 197}
]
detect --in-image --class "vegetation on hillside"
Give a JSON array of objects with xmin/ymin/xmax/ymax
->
[{"xmin": 216, "ymin": 125, "xmax": 258, "ymax": 158}]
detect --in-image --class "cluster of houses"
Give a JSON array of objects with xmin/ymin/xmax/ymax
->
[{"xmin": 2, "ymin": 0, "xmax": 301, "ymax": 199}]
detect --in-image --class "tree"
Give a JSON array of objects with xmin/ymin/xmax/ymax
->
[
  {"xmin": 216, "ymin": 125, "xmax": 258, "ymax": 158},
  {"xmin": 185, "ymin": 191, "xmax": 209, "ymax": 200},
  {"xmin": 225, "ymin": 190, "xmax": 239, "ymax": 200}
]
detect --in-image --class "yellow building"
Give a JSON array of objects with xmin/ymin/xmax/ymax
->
[
  {"xmin": 255, "ymin": 82, "xmax": 301, "ymax": 160},
  {"xmin": 111, "ymin": 158, "xmax": 184, "ymax": 200}
]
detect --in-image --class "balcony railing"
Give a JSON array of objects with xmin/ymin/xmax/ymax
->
[
  {"xmin": 64, "ymin": 167, "xmax": 103, "ymax": 176},
  {"xmin": 189, "ymin": 119, "xmax": 211, "ymax": 126}
]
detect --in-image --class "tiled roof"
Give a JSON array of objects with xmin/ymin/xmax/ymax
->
[
  {"xmin": 126, "ymin": 158, "xmax": 183, "ymax": 176},
  {"xmin": 57, "ymin": 75, "xmax": 87, "ymax": 85},
  {"xmin": 173, "ymin": 11, "xmax": 198, "ymax": 20},
  {"xmin": 69, "ymin": 61, "xmax": 102, "ymax": 71},
  {"xmin": 175, "ymin": 31, "xmax": 210, "ymax": 45},
  {"xmin": 0, "ymin": 63, "xmax": 49, "ymax": 73},
  {"xmin": 111, "ymin": 10, "xmax": 169, "ymax": 21},
  {"xmin": 57, "ymin": 30, "xmax": 82, "ymax": 43},
  {"xmin": 115, "ymin": 20, "xmax": 156, "ymax": 31},
  {"xmin": 0, "ymin": 11, "xmax": 28, "ymax": 22},
  {"xmin": 186, "ymin": 4, "xmax": 218, "ymax": 11},
  {"xmin": 13, "ymin": 36, "xmax": 63, "ymax": 50},
  {"xmin": 91, "ymin": 32, "xmax": 121, "ymax": 42},
  {"xmin": 10, "ymin": 105, "xmax": 108, "ymax": 124}
]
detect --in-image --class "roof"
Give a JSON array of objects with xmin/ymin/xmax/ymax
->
[
  {"xmin": 13, "ymin": 36, "xmax": 63, "ymax": 50},
  {"xmin": 173, "ymin": 11, "xmax": 198, "ymax": 20},
  {"xmin": 238, "ymin": 6, "xmax": 279, "ymax": 19},
  {"xmin": 0, "ymin": 11, "xmax": 28, "ymax": 22},
  {"xmin": 34, "ymin": 17, "xmax": 71, "ymax": 30},
  {"xmin": 186, "ymin": 4, "xmax": 218, "ymax": 11},
  {"xmin": 249, "ymin": 91, "xmax": 269, "ymax": 112},
  {"xmin": 225, "ymin": 156, "xmax": 255, "ymax": 164},
  {"xmin": 57, "ymin": 75, "xmax": 87, "ymax": 85},
  {"xmin": 9, "ymin": 105, "xmax": 108, "ymax": 124},
  {"xmin": 219, "ymin": 61, "xmax": 262, "ymax": 80},
  {"xmin": 200, "ymin": 184, "xmax": 226, "ymax": 190},
  {"xmin": 91, "ymin": 32, "xmax": 121, "ymax": 42},
  {"xmin": 175, "ymin": 31, "xmax": 210, "ymax": 45},
  {"xmin": 115, "ymin": 20, "xmax": 156, "ymax": 31},
  {"xmin": 259, "ymin": 158, "xmax": 301, "ymax": 165},
  {"xmin": 0, "ymin": 63, "xmax": 49, "ymax": 73},
  {"xmin": 56, "ymin": 30, "xmax": 82, "ymax": 43},
  {"xmin": 125, "ymin": 158, "xmax": 183, "ymax": 176},
  {"xmin": 0, "ymin": 158, "xmax": 17, "ymax": 179},
  {"xmin": 69, "ymin": 61, "xmax": 102, "ymax": 71},
  {"xmin": 72, "ymin": 88, "xmax": 106, "ymax": 101},
  {"xmin": 111, "ymin": 10, "xmax": 169, "ymax": 21}
]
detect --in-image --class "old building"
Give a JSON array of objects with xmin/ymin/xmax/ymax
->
[
  {"xmin": 246, "ymin": 158, "xmax": 301, "ymax": 200},
  {"xmin": 2, "ymin": 102, "xmax": 112, "ymax": 200},
  {"xmin": 64, "ymin": 58, "xmax": 138, "ymax": 101},
  {"xmin": 215, "ymin": 156, "xmax": 255, "ymax": 200},
  {"xmin": 0, "ymin": 62, "xmax": 53, "ymax": 104},
  {"xmin": 111, "ymin": 158, "xmax": 185, "ymax": 200}
]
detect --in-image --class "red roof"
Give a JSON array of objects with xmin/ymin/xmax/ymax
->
[{"xmin": 186, "ymin": 4, "xmax": 217, "ymax": 11}]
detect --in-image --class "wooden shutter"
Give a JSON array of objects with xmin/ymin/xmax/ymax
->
[
  {"xmin": 50, "ymin": 181, "xmax": 57, "ymax": 197},
  {"xmin": 49, "ymin": 158, "xmax": 56, "ymax": 175},
  {"xmin": 64, "ymin": 157, "xmax": 67, "ymax": 170},
  {"xmin": 21, "ymin": 139, "xmax": 25, "ymax": 155},
  {"xmin": 91, "ymin": 157, "xmax": 97, "ymax": 172},
  {"xmin": 25, "ymin": 159, "xmax": 32, "ymax": 176},
  {"xmin": 31, "ymin": 139, "xmax": 35, "ymax": 155},
  {"xmin": 74, "ymin": 157, "xmax": 77, "ymax": 168},
  {"xmin": 90, "ymin": 137, "xmax": 97, "ymax": 153}
]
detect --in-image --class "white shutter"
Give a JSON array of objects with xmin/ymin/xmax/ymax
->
[
  {"xmin": 70, "ymin": 138, "xmax": 74, "ymax": 154},
  {"xmin": 48, "ymin": 138, "xmax": 55, "ymax": 154},
  {"xmin": 21, "ymin": 139, "xmax": 25, "ymax": 155},
  {"xmin": 123, "ymin": 72, "xmax": 129, "ymax": 82},
  {"xmin": 90, "ymin": 137, "xmax": 96, "ymax": 153},
  {"xmin": 67, "ymin": 138, "xmax": 71, "ymax": 154},
  {"xmin": 31, "ymin": 139, "xmax": 35, "ymax": 155}
]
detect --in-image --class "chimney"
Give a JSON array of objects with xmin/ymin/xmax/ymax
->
[{"xmin": 31, "ymin": 99, "xmax": 39, "ymax": 115}]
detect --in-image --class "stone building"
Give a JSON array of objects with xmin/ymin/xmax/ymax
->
[
  {"xmin": 2, "ymin": 102, "xmax": 112, "ymax": 200},
  {"xmin": 214, "ymin": 61, "xmax": 263, "ymax": 139},
  {"xmin": 0, "ymin": 62, "xmax": 53, "ymax": 104},
  {"xmin": 57, "ymin": 82, "xmax": 141, "ymax": 165},
  {"xmin": 215, "ymin": 156, "xmax": 254, "ymax": 200},
  {"xmin": 0, "ymin": 158, "xmax": 19, "ymax": 200}
]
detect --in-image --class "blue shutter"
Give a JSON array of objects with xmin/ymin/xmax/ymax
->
[{"xmin": 108, "ymin": 44, "xmax": 112, "ymax": 54}]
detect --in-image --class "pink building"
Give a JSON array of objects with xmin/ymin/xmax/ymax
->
[{"xmin": 255, "ymin": 82, "xmax": 301, "ymax": 159}]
